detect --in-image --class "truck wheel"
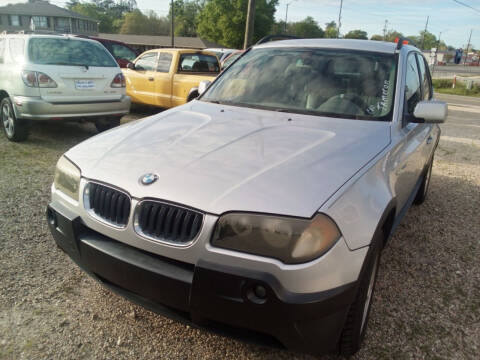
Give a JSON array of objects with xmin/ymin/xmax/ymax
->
[
  {"xmin": 339, "ymin": 230, "xmax": 382, "ymax": 356},
  {"xmin": 1, "ymin": 97, "xmax": 29, "ymax": 142},
  {"xmin": 95, "ymin": 116, "xmax": 121, "ymax": 132},
  {"xmin": 413, "ymin": 159, "xmax": 433, "ymax": 205},
  {"xmin": 187, "ymin": 91, "xmax": 199, "ymax": 102}
]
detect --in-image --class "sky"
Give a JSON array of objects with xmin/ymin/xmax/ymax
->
[{"xmin": 1, "ymin": 0, "xmax": 478, "ymax": 48}]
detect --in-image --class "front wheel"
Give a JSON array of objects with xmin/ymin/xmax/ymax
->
[
  {"xmin": 1, "ymin": 97, "xmax": 29, "ymax": 142},
  {"xmin": 94, "ymin": 116, "xmax": 121, "ymax": 133},
  {"xmin": 339, "ymin": 231, "xmax": 382, "ymax": 356}
]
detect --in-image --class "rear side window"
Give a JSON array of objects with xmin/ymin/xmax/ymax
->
[
  {"xmin": 405, "ymin": 53, "xmax": 422, "ymax": 114},
  {"xmin": 28, "ymin": 38, "xmax": 117, "ymax": 67},
  {"xmin": 134, "ymin": 53, "xmax": 157, "ymax": 71},
  {"xmin": 157, "ymin": 53, "xmax": 172, "ymax": 73},
  {"xmin": 416, "ymin": 54, "xmax": 432, "ymax": 100},
  {"xmin": 9, "ymin": 38, "xmax": 25, "ymax": 61},
  {"xmin": 0, "ymin": 39, "xmax": 5, "ymax": 63},
  {"xmin": 178, "ymin": 54, "xmax": 220, "ymax": 74}
]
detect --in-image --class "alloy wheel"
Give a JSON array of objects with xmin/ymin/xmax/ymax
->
[{"xmin": 2, "ymin": 103, "xmax": 14, "ymax": 138}]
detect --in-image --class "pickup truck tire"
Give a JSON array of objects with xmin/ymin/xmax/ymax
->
[
  {"xmin": 413, "ymin": 158, "xmax": 433, "ymax": 205},
  {"xmin": 339, "ymin": 229, "xmax": 382, "ymax": 356},
  {"xmin": 1, "ymin": 97, "xmax": 29, "ymax": 142},
  {"xmin": 187, "ymin": 91, "xmax": 199, "ymax": 102},
  {"xmin": 94, "ymin": 116, "xmax": 121, "ymax": 133}
]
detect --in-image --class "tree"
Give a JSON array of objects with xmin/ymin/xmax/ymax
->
[
  {"xmin": 289, "ymin": 17, "xmax": 324, "ymax": 38},
  {"xmin": 384, "ymin": 30, "xmax": 403, "ymax": 42},
  {"xmin": 324, "ymin": 21, "xmax": 338, "ymax": 38},
  {"xmin": 169, "ymin": 0, "xmax": 204, "ymax": 37},
  {"xmin": 70, "ymin": 1, "xmax": 135, "ymax": 33},
  {"xmin": 370, "ymin": 34, "xmax": 383, "ymax": 41},
  {"xmin": 120, "ymin": 9, "xmax": 170, "ymax": 35},
  {"xmin": 197, "ymin": 0, "xmax": 279, "ymax": 48},
  {"xmin": 344, "ymin": 29, "xmax": 368, "ymax": 40},
  {"xmin": 71, "ymin": 3, "xmax": 115, "ymax": 33}
]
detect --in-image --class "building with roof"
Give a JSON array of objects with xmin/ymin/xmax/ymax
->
[
  {"xmin": 0, "ymin": 0, "xmax": 98, "ymax": 35},
  {"xmin": 98, "ymin": 33, "xmax": 222, "ymax": 53}
]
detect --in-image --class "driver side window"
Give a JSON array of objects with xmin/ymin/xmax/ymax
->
[
  {"xmin": 405, "ymin": 53, "xmax": 422, "ymax": 114},
  {"xmin": 134, "ymin": 52, "xmax": 157, "ymax": 71}
]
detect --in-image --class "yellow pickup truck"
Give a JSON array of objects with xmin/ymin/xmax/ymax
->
[{"xmin": 123, "ymin": 49, "xmax": 220, "ymax": 108}]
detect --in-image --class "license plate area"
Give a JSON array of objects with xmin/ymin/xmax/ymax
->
[{"xmin": 75, "ymin": 80, "xmax": 95, "ymax": 90}]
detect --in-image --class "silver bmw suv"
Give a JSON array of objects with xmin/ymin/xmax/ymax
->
[{"xmin": 46, "ymin": 39, "xmax": 447, "ymax": 356}]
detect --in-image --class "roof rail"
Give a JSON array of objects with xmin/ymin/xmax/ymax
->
[
  {"xmin": 255, "ymin": 34, "xmax": 300, "ymax": 45},
  {"xmin": 395, "ymin": 36, "xmax": 417, "ymax": 50}
]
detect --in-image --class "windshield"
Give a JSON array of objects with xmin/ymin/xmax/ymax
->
[
  {"xmin": 202, "ymin": 48, "xmax": 397, "ymax": 120},
  {"xmin": 28, "ymin": 38, "xmax": 117, "ymax": 67}
]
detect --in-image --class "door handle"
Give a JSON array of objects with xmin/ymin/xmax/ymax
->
[
  {"xmin": 148, "ymin": 77, "xmax": 154, "ymax": 81},
  {"xmin": 427, "ymin": 135, "xmax": 433, "ymax": 144}
]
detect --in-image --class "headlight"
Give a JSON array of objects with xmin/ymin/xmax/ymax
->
[
  {"xmin": 54, "ymin": 156, "xmax": 81, "ymax": 201},
  {"xmin": 211, "ymin": 213, "xmax": 341, "ymax": 264}
]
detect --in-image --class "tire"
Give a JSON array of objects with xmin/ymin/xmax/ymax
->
[
  {"xmin": 339, "ymin": 230, "xmax": 382, "ymax": 356},
  {"xmin": 94, "ymin": 116, "xmax": 121, "ymax": 133},
  {"xmin": 413, "ymin": 158, "xmax": 433, "ymax": 205},
  {"xmin": 187, "ymin": 91, "xmax": 199, "ymax": 102},
  {"xmin": 1, "ymin": 97, "xmax": 29, "ymax": 142}
]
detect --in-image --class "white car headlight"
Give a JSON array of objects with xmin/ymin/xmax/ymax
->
[
  {"xmin": 54, "ymin": 156, "xmax": 81, "ymax": 201},
  {"xmin": 211, "ymin": 213, "xmax": 341, "ymax": 264}
]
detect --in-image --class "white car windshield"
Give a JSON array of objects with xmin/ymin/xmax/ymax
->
[
  {"xmin": 28, "ymin": 38, "xmax": 117, "ymax": 67},
  {"xmin": 202, "ymin": 47, "xmax": 397, "ymax": 121}
]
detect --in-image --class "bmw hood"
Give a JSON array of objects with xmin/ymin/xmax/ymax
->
[{"xmin": 66, "ymin": 101, "xmax": 391, "ymax": 218}]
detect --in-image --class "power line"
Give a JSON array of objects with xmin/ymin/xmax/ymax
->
[{"xmin": 452, "ymin": 0, "xmax": 480, "ymax": 14}]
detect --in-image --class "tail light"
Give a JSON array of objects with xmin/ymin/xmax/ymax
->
[
  {"xmin": 111, "ymin": 73, "xmax": 126, "ymax": 88},
  {"xmin": 21, "ymin": 71, "xmax": 57, "ymax": 88}
]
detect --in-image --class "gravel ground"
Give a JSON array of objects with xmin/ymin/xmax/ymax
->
[{"xmin": 0, "ymin": 95, "xmax": 479, "ymax": 360}]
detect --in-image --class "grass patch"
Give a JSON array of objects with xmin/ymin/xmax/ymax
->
[{"xmin": 433, "ymin": 79, "xmax": 480, "ymax": 97}]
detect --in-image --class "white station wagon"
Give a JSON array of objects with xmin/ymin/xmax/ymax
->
[
  {"xmin": 47, "ymin": 39, "xmax": 447, "ymax": 356},
  {"xmin": 0, "ymin": 34, "xmax": 131, "ymax": 141}
]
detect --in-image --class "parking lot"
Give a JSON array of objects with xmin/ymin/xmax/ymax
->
[{"xmin": 0, "ymin": 94, "xmax": 478, "ymax": 359}]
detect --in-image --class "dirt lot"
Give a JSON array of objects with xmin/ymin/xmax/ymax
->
[{"xmin": 0, "ymin": 95, "xmax": 479, "ymax": 360}]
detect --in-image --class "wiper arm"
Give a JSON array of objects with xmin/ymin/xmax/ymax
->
[{"xmin": 44, "ymin": 62, "xmax": 89, "ymax": 70}]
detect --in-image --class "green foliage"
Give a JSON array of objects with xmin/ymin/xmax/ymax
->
[
  {"xmin": 408, "ymin": 30, "xmax": 447, "ymax": 50},
  {"xmin": 197, "ymin": 0, "xmax": 279, "ymax": 48},
  {"xmin": 432, "ymin": 79, "xmax": 480, "ymax": 97},
  {"xmin": 120, "ymin": 9, "xmax": 170, "ymax": 35},
  {"xmin": 169, "ymin": 0, "xmax": 204, "ymax": 37},
  {"xmin": 370, "ymin": 34, "xmax": 384, "ymax": 41},
  {"xmin": 324, "ymin": 21, "xmax": 338, "ymax": 38},
  {"xmin": 70, "ymin": 1, "xmax": 134, "ymax": 33},
  {"xmin": 384, "ymin": 30, "xmax": 403, "ymax": 42},
  {"xmin": 288, "ymin": 17, "xmax": 324, "ymax": 38},
  {"xmin": 344, "ymin": 29, "xmax": 368, "ymax": 40}
]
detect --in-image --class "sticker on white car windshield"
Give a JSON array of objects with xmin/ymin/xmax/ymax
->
[{"xmin": 366, "ymin": 80, "xmax": 390, "ymax": 115}]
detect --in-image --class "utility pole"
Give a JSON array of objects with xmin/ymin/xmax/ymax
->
[
  {"xmin": 464, "ymin": 29, "xmax": 473, "ymax": 65},
  {"xmin": 337, "ymin": 0, "xmax": 343, "ymax": 38},
  {"xmin": 244, "ymin": 0, "xmax": 256, "ymax": 49},
  {"xmin": 432, "ymin": 31, "xmax": 442, "ymax": 76},
  {"xmin": 285, "ymin": 3, "xmax": 289, "ymax": 33},
  {"xmin": 421, "ymin": 16, "xmax": 429, "ymax": 50},
  {"xmin": 171, "ymin": 0, "xmax": 174, "ymax": 47},
  {"xmin": 284, "ymin": 1, "xmax": 297, "ymax": 33},
  {"xmin": 383, "ymin": 20, "xmax": 388, "ymax": 41}
]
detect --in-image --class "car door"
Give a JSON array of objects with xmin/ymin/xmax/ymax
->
[
  {"xmin": 125, "ymin": 52, "xmax": 158, "ymax": 105},
  {"xmin": 394, "ymin": 52, "xmax": 431, "ymax": 210},
  {"xmin": 154, "ymin": 51, "xmax": 173, "ymax": 108}
]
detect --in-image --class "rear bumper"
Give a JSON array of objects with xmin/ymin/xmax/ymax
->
[
  {"xmin": 12, "ymin": 95, "xmax": 131, "ymax": 120},
  {"xmin": 46, "ymin": 202, "xmax": 357, "ymax": 355}
]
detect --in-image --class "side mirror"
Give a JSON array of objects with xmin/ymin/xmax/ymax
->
[
  {"xmin": 126, "ymin": 62, "xmax": 135, "ymax": 70},
  {"xmin": 413, "ymin": 100, "xmax": 448, "ymax": 123},
  {"xmin": 198, "ymin": 80, "xmax": 211, "ymax": 96}
]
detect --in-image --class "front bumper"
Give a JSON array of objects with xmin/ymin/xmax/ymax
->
[
  {"xmin": 46, "ymin": 202, "xmax": 358, "ymax": 355},
  {"xmin": 12, "ymin": 95, "xmax": 131, "ymax": 120}
]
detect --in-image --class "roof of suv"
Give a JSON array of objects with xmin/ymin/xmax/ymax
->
[{"xmin": 255, "ymin": 38, "xmax": 416, "ymax": 54}]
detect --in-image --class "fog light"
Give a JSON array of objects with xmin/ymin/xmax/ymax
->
[
  {"xmin": 46, "ymin": 208, "xmax": 57, "ymax": 228},
  {"xmin": 246, "ymin": 284, "xmax": 267, "ymax": 304}
]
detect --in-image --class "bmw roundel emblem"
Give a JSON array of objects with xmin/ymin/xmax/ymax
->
[{"xmin": 140, "ymin": 173, "xmax": 158, "ymax": 185}]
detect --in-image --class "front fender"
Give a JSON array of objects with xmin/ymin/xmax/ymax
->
[{"xmin": 322, "ymin": 154, "xmax": 395, "ymax": 250}]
